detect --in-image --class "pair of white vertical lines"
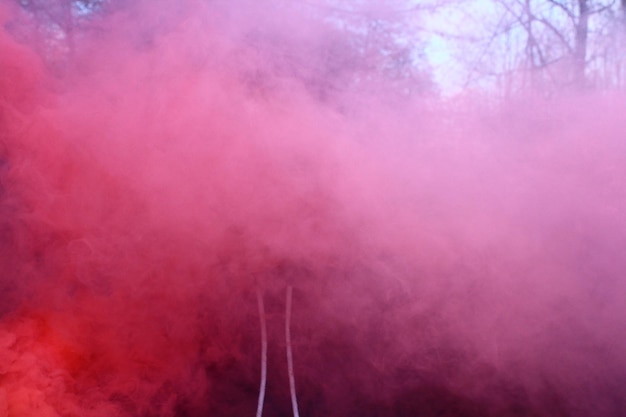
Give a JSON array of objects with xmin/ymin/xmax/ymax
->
[{"xmin": 255, "ymin": 286, "xmax": 300, "ymax": 417}]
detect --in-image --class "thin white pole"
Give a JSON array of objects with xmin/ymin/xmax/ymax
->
[
  {"xmin": 285, "ymin": 285, "xmax": 300, "ymax": 417},
  {"xmin": 256, "ymin": 288, "xmax": 268, "ymax": 417}
]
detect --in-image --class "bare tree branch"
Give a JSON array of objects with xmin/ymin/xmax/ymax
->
[{"xmin": 534, "ymin": 16, "xmax": 574, "ymax": 53}]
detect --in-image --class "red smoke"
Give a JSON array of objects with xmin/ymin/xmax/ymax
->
[{"xmin": 1, "ymin": 1, "xmax": 626, "ymax": 416}]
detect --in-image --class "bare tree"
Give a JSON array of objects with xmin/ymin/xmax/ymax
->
[
  {"xmin": 453, "ymin": 0, "xmax": 624, "ymax": 95},
  {"xmin": 3, "ymin": 0, "xmax": 102, "ymax": 71}
]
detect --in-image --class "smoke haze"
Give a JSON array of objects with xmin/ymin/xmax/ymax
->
[{"xmin": 1, "ymin": 1, "xmax": 626, "ymax": 416}]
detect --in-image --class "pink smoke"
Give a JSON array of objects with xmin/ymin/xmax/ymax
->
[{"xmin": 1, "ymin": 1, "xmax": 626, "ymax": 416}]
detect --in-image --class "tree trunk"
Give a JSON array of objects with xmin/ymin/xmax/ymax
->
[{"xmin": 573, "ymin": 0, "xmax": 589, "ymax": 88}]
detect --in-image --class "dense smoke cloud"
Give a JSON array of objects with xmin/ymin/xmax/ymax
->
[{"xmin": 1, "ymin": 1, "xmax": 626, "ymax": 416}]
